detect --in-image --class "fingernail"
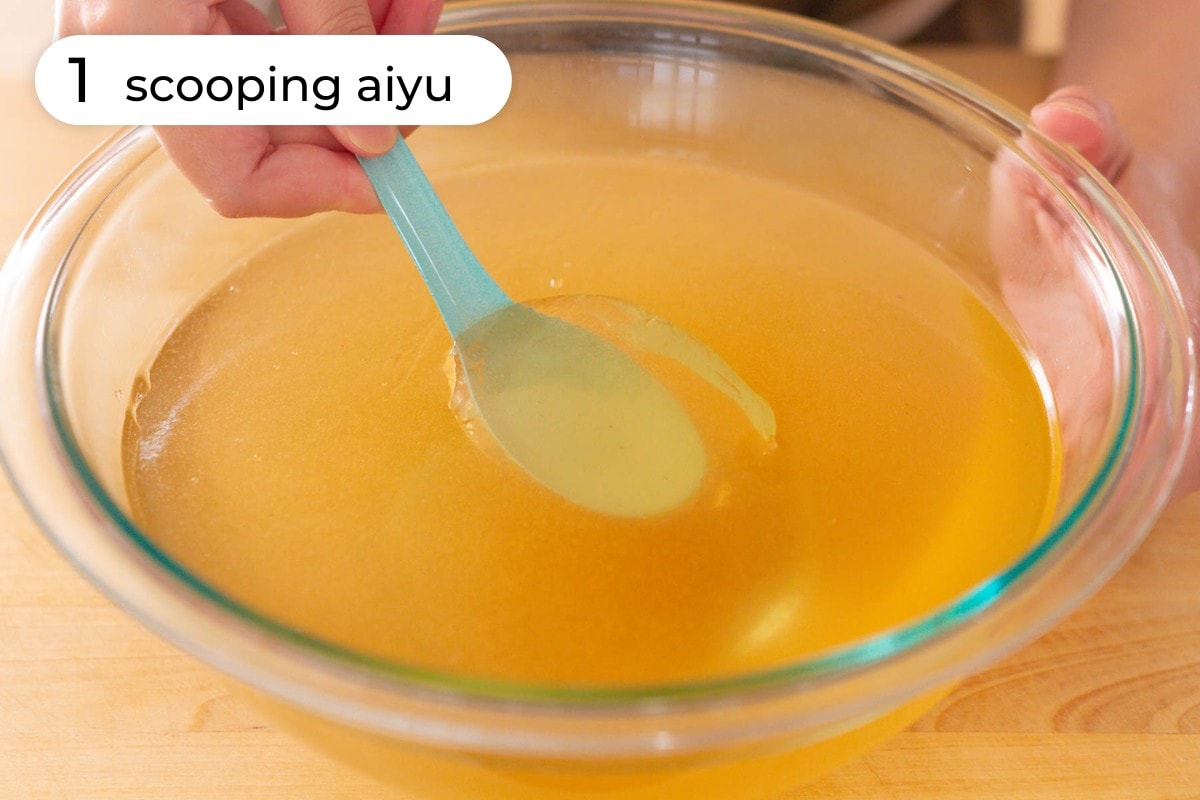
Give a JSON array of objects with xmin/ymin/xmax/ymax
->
[
  {"xmin": 342, "ymin": 125, "xmax": 399, "ymax": 155},
  {"xmin": 1052, "ymin": 98, "xmax": 1100, "ymax": 123},
  {"xmin": 1033, "ymin": 88, "xmax": 1108, "ymax": 128}
]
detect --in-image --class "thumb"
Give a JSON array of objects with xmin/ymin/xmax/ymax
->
[
  {"xmin": 277, "ymin": 0, "xmax": 375, "ymax": 34},
  {"xmin": 277, "ymin": 0, "xmax": 400, "ymax": 156},
  {"xmin": 1031, "ymin": 86, "xmax": 1132, "ymax": 185}
]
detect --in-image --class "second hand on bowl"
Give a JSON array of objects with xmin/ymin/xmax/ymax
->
[{"xmin": 358, "ymin": 138, "xmax": 713, "ymax": 518}]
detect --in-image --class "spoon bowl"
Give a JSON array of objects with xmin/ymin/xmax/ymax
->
[{"xmin": 360, "ymin": 139, "xmax": 771, "ymax": 516}]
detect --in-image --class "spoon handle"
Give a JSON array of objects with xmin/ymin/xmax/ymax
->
[{"xmin": 359, "ymin": 140, "xmax": 511, "ymax": 338}]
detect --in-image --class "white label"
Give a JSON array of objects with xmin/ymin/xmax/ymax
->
[{"xmin": 36, "ymin": 35, "xmax": 511, "ymax": 126}]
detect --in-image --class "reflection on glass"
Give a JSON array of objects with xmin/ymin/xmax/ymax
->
[{"xmin": 614, "ymin": 35, "xmax": 720, "ymax": 135}]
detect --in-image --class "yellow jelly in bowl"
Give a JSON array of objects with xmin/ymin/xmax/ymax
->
[{"xmin": 0, "ymin": 1, "xmax": 1191, "ymax": 798}]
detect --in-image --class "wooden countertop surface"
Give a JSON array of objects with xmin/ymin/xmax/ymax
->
[{"xmin": 2, "ymin": 48, "xmax": 1199, "ymax": 799}]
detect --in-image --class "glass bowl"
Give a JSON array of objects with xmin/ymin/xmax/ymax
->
[{"xmin": 0, "ymin": 1, "xmax": 1192, "ymax": 798}]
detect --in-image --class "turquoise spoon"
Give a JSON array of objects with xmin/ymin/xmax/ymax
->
[{"xmin": 358, "ymin": 139, "xmax": 707, "ymax": 518}]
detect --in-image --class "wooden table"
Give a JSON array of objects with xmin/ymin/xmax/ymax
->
[{"xmin": 2, "ymin": 48, "xmax": 1198, "ymax": 799}]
